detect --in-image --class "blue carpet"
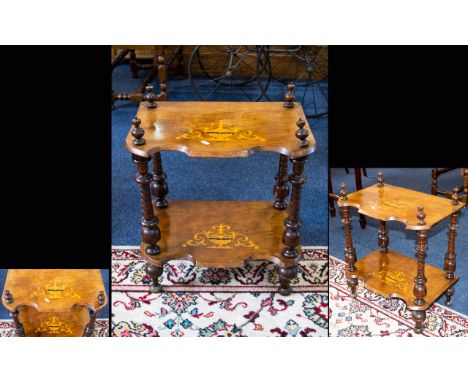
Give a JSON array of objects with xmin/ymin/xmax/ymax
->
[
  {"xmin": 112, "ymin": 64, "xmax": 328, "ymax": 245},
  {"xmin": 329, "ymin": 168, "xmax": 468, "ymax": 315},
  {"xmin": 0, "ymin": 269, "xmax": 109, "ymax": 319}
]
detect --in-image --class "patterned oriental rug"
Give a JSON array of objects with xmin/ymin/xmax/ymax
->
[
  {"xmin": 0, "ymin": 319, "xmax": 109, "ymax": 337},
  {"xmin": 111, "ymin": 246, "xmax": 328, "ymax": 337},
  {"xmin": 329, "ymin": 256, "xmax": 468, "ymax": 337}
]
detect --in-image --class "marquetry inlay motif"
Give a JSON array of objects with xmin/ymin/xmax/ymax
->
[
  {"xmin": 183, "ymin": 224, "xmax": 260, "ymax": 249},
  {"xmin": 381, "ymin": 201, "xmax": 407, "ymax": 214},
  {"xmin": 35, "ymin": 316, "xmax": 73, "ymax": 334},
  {"xmin": 31, "ymin": 279, "xmax": 81, "ymax": 300},
  {"xmin": 176, "ymin": 121, "xmax": 266, "ymax": 143},
  {"xmin": 371, "ymin": 270, "xmax": 408, "ymax": 291}
]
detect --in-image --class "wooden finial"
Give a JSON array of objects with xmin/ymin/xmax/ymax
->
[
  {"xmin": 4, "ymin": 290, "xmax": 13, "ymax": 304},
  {"xmin": 451, "ymin": 187, "xmax": 460, "ymax": 205},
  {"xmin": 283, "ymin": 83, "xmax": 295, "ymax": 108},
  {"xmin": 339, "ymin": 182, "xmax": 348, "ymax": 200},
  {"xmin": 417, "ymin": 206, "xmax": 426, "ymax": 225},
  {"xmin": 131, "ymin": 117, "xmax": 145, "ymax": 146},
  {"xmin": 144, "ymin": 85, "xmax": 157, "ymax": 108},
  {"xmin": 97, "ymin": 291, "xmax": 105, "ymax": 306},
  {"xmin": 377, "ymin": 171, "xmax": 384, "ymax": 187},
  {"xmin": 295, "ymin": 118, "xmax": 309, "ymax": 147}
]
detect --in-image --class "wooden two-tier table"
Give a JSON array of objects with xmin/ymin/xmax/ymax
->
[
  {"xmin": 1, "ymin": 269, "xmax": 107, "ymax": 337},
  {"xmin": 336, "ymin": 173, "xmax": 465, "ymax": 334},
  {"xmin": 125, "ymin": 94, "xmax": 316, "ymax": 296}
]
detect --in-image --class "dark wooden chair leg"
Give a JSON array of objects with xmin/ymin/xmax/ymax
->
[
  {"xmin": 146, "ymin": 263, "xmax": 163, "ymax": 293},
  {"xmin": 9, "ymin": 309, "xmax": 25, "ymax": 337},
  {"xmin": 431, "ymin": 168, "xmax": 439, "ymax": 195},
  {"xmin": 133, "ymin": 154, "xmax": 161, "ymax": 257},
  {"xmin": 157, "ymin": 46, "xmax": 168, "ymax": 101},
  {"xmin": 463, "ymin": 168, "xmax": 468, "ymax": 204},
  {"xmin": 129, "ymin": 49, "xmax": 138, "ymax": 78},
  {"xmin": 278, "ymin": 266, "xmax": 297, "ymax": 296},
  {"xmin": 151, "ymin": 152, "xmax": 168, "ymax": 208},
  {"xmin": 328, "ymin": 168, "xmax": 336, "ymax": 217},
  {"xmin": 273, "ymin": 154, "xmax": 289, "ymax": 210},
  {"xmin": 362, "ymin": 168, "xmax": 368, "ymax": 177},
  {"xmin": 354, "ymin": 168, "xmax": 366, "ymax": 229}
]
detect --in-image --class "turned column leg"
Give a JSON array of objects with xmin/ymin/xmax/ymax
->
[
  {"xmin": 9, "ymin": 309, "xmax": 25, "ymax": 337},
  {"xmin": 146, "ymin": 263, "xmax": 164, "ymax": 293},
  {"xmin": 328, "ymin": 168, "xmax": 336, "ymax": 217},
  {"xmin": 282, "ymin": 155, "xmax": 307, "ymax": 259},
  {"xmin": 378, "ymin": 220, "xmax": 389, "ymax": 253},
  {"xmin": 151, "ymin": 152, "xmax": 168, "ymax": 208},
  {"xmin": 133, "ymin": 154, "xmax": 161, "ymax": 256},
  {"xmin": 129, "ymin": 49, "xmax": 138, "ymax": 78},
  {"xmin": 354, "ymin": 168, "xmax": 366, "ymax": 229},
  {"xmin": 280, "ymin": 155, "xmax": 307, "ymax": 295},
  {"xmin": 157, "ymin": 46, "xmax": 168, "ymax": 101},
  {"xmin": 84, "ymin": 307, "xmax": 97, "ymax": 337},
  {"xmin": 278, "ymin": 266, "xmax": 297, "ymax": 296},
  {"xmin": 412, "ymin": 228, "xmax": 428, "ymax": 333},
  {"xmin": 444, "ymin": 211, "xmax": 459, "ymax": 306},
  {"xmin": 340, "ymin": 205, "xmax": 358, "ymax": 296},
  {"xmin": 273, "ymin": 154, "xmax": 289, "ymax": 210}
]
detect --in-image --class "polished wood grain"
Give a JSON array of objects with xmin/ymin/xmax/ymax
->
[
  {"xmin": 125, "ymin": 102, "xmax": 316, "ymax": 159},
  {"xmin": 337, "ymin": 183, "xmax": 465, "ymax": 230},
  {"xmin": 349, "ymin": 250, "xmax": 459, "ymax": 311},
  {"xmin": 140, "ymin": 200, "xmax": 300, "ymax": 269},
  {"xmin": 1, "ymin": 269, "xmax": 107, "ymax": 337},
  {"xmin": 15, "ymin": 306, "xmax": 94, "ymax": 337}
]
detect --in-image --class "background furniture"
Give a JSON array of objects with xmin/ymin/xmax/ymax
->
[
  {"xmin": 336, "ymin": 173, "xmax": 465, "ymax": 334},
  {"xmin": 1, "ymin": 269, "xmax": 107, "ymax": 337},
  {"xmin": 111, "ymin": 45, "xmax": 183, "ymax": 108},
  {"xmin": 125, "ymin": 88, "xmax": 315, "ymax": 296},
  {"xmin": 432, "ymin": 168, "xmax": 467, "ymax": 204},
  {"xmin": 329, "ymin": 167, "xmax": 367, "ymax": 228}
]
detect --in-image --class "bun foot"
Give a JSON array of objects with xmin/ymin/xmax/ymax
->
[
  {"xmin": 412, "ymin": 310, "xmax": 426, "ymax": 334},
  {"xmin": 347, "ymin": 275, "xmax": 358, "ymax": 297},
  {"xmin": 145, "ymin": 263, "xmax": 163, "ymax": 294},
  {"xmin": 278, "ymin": 266, "xmax": 296, "ymax": 297}
]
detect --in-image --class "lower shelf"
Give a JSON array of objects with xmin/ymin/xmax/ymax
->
[
  {"xmin": 140, "ymin": 200, "xmax": 300, "ymax": 268},
  {"xmin": 18, "ymin": 306, "xmax": 92, "ymax": 337},
  {"xmin": 350, "ymin": 249, "xmax": 459, "ymax": 310}
]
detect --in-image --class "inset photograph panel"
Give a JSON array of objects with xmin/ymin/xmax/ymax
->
[
  {"xmin": 111, "ymin": 45, "xmax": 329, "ymax": 337},
  {"xmin": 329, "ymin": 168, "xmax": 467, "ymax": 337},
  {"xmin": 1, "ymin": 269, "xmax": 109, "ymax": 337}
]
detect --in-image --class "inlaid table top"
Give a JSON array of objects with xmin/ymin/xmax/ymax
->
[
  {"xmin": 125, "ymin": 101, "xmax": 316, "ymax": 159},
  {"xmin": 337, "ymin": 183, "xmax": 465, "ymax": 230},
  {"xmin": 1, "ymin": 269, "xmax": 107, "ymax": 313}
]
